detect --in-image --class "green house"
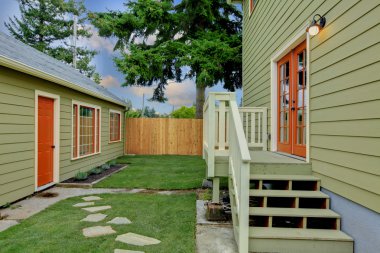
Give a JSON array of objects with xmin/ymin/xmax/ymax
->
[
  {"xmin": 203, "ymin": 1, "xmax": 380, "ymax": 252},
  {"xmin": 0, "ymin": 32, "xmax": 126, "ymax": 206}
]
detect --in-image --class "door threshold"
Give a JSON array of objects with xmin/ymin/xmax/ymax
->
[
  {"xmin": 274, "ymin": 152, "xmax": 306, "ymax": 162},
  {"xmin": 36, "ymin": 182, "xmax": 56, "ymax": 192}
]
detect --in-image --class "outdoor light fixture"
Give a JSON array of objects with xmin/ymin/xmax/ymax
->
[{"xmin": 307, "ymin": 14, "xmax": 326, "ymax": 36}]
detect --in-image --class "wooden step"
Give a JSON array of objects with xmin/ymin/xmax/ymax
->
[
  {"xmin": 249, "ymin": 227, "xmax": 354, "ymax": 253},
  {"xmin": 249, "ymin": 190, "xmax": 328, "ymax": 198},
  {"xmin": 249, "ymin": 207, "xmax": 340, "ymax": 229},
  {"xmin": 249, "ymin": 207, "xmax": 340, "ymax": 218},
  {"xmin": 249, "ymin": 227, "xmax": 353, "ymax": 253},
  {"xmin": 249, "ymin": 190, "xmax": 330, "ymax": 209},
  {"xmin": 250, "ymin": 174, "xmax": 319, "ymax": 181},
  {"xmin": 250, "ymin": 174, "xmax": 321, "ymax": 191}
]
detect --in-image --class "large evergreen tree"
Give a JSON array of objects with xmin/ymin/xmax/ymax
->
[
  {"xmin": 90, "ymin": 0, "xmax": 242, "ymax": 118},
  {"xmin": 5, "ymin": 0, "xmax": 100, "ymax": 82}
]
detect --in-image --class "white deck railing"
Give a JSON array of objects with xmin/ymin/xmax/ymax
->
[
  {"xmin": 203, "ymin": 92, "xmax": 267, "ymax": 253},
  {"xmin": 239, "ymin": 107, "xmax": 268, "ymax": 150},
  {"xmin": 203, "ymin": 92, "xmax": 234, "ymax": 177},
  {"xmin": 203, "ymin": 92, "xmax": 267, "ymax": 177},
  {"xmin": 228, "ymin": 99, "xmax": 250, "ymax": 253}
]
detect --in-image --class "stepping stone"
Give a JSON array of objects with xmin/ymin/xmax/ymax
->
[
  {"xmin": 82, "ymin": 196, "xmax": 102, "ymax": 201},
  {"xmin": 82, "ymin": 226, "xmax": 116, "ymax": 237},
  {"xmin": 116, "ymin": 233, "xmax": 161, "ymax": 246},
  {"xmin": 115, "ymin": 250, "xmax": 144, "ymax": 253},
  {"xmin": 107, "ymin": 217, "xmax": 132, "ymax": 225},
  {"xmin": 73, "ymin": 202, "xmax": 95, "ymax": 207},
  {"xmin": 81, "ymin": 213, "xmax": 107, "ymax": 222},
  {"xmin": 82, "ymin": 206, "xmax": 112, "ymax": 213}
]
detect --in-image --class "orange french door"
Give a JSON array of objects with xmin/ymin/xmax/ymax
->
[
  {"xmin": 38, "ymin": 96, "xmax": 55, "ymax": 187},
  {"xmin": 277, "ymin": 41, "xmax": 307, "ymax": 157}
]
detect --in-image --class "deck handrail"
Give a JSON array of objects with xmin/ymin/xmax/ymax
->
[
  {"xmin": 228, "ymin": 99, "xmax": 250, "ymax": 253},
  {"xmin": 203, "ymin": 92, "xmax": 235, "ymax": 177},
  {"xmin": 203, "ymin": 92, "xmax": 253, "ymax": 253}
]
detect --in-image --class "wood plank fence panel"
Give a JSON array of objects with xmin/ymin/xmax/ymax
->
[{"xmin": 125, "ymin": 118, "xmax": 203, "ymax": 155}]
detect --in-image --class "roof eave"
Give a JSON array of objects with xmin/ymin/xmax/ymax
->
[{"xmin": 0, "ymin": 55, "xmax": 127, "ymax": 108}]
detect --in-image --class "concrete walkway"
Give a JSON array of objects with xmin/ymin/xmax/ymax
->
[
  {"xmin": 196, "ymin": 200, "xmax": 238, "ymax": 253},
  {"xmin": 0, "ymin": 187, "xmax": 144, "ymax": 231}
]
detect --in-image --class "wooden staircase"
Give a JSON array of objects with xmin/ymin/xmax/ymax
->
[
  {"xmin": 247, "ymin": 174, "xmax": 353, "ymax": 253},
  {"xmin": 203, "ymin": 93, "xmax": 354, "ymax": 253}
]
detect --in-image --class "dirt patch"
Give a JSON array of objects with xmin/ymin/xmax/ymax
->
[
  {"xmin": 62, "ymin": 164, "xmax": 126, "ymax": 184},
  {"xmin": 37, "ymin": 192, "xmax": 59, "ymax": 198},
  {"xmin": 0, "ymin": 213, "xmax": 9, "ymax": 220}
]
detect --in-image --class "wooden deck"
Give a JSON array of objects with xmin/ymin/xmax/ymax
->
[{"xmin": 214, "ymin": 151, "xmax": 311, "ymax": 177}]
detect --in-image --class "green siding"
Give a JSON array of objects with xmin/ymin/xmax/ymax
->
[
  {"xmin": 242, "ymin": 0, "xmax": 380, "ymax": 212},
  {"xmin": 0, "ymin": 66, "xmax": 125, "ymax": 206}
]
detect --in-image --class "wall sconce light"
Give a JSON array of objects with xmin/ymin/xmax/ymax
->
[{"xmin": 307, "ymin": 14, "xmax": 326, "ymax": 36}]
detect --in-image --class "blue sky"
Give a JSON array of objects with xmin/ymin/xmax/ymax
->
[{"xmin": 0, "ymin": 0, "xmax": 242, "ymax": 113}]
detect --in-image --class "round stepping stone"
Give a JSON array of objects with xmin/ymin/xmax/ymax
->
[
  {"xmin": 115, "ymin": 250, "xmax": 144, "ymax": 253},
  {"xmin": 82, "ymin": 196, "xmax": 102, "ymax": 201},
  {"xmin": 107, "ymin": 217, "xmax": 132, "ymax": 225},
  {"xmin": 82, "ymin": 226, "xmax": 116, "ymax": 237},
  {"xmin": 115, "ymin": 233, "xmax": 161, "ymax": 246},
  {"xmin": 81, "ymin": 213, "xmax": 107, "ymax": 222},
  {"xmin": 73, "ymin": 202, "xmax": 95, "ymax": 207},
  {"xmin": 82, "ymin": 205, "xmax": 112, "ymax": 213}
]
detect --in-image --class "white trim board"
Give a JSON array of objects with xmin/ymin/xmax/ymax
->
[
  {"xmin": 35, "ymin": 90, "xmax": 60, "ymax": 191},
  {"xmin": 109, "ymin": 109, "xmax": 122, "ymax": 143},
  {"xmin": 270, "ymin": 24, "xmax": 311, "ymax": 162},
  {"xmin": 71, "ymin": 100, "xmax": 102, "ymax": 160}
]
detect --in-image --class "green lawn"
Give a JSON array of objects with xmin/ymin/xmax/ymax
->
[
  {"xmin": 0, "ymin": 193, "xmax": 196, "ymax": 253},
  {"xmin": 95, "ymin": 155, "xmax": 206, "ymax": 189}
]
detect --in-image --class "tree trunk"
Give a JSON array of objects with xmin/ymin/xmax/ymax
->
[{"xmin": 195, "ymin": 85, "xmax": 206, "ymax": 119}]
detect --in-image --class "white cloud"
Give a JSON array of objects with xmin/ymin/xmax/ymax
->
[
  {"xmin": 78, "ymin": 25, "xmax": 115, "ymax": 54},
  {"xmin": 166, "ymin": 80, "xmax": 195, "ymax": 106},
  {"xmin": 101, "ymin": 75, "xmax": 120, "ymax": 88},
  {"xmin": 127, "ymin": 86, "xmax": 154, "ymax": 97},
  {"xmin": 121, "ymin": 79, "xmax": 196, "ymax": 107}
]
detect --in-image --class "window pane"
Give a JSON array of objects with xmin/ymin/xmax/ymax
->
[
  {"xmin": 297, "ymin": 109, "xmax": 303, "ymax": 126},
  {"xmin": 298, "ymin": 89, "xmax": 303, "ymax": 107},
  {"xmin": 110, "ymin": 112, "xmax": 121, "ymax": 142},
  {"xmin": 297, "ymin": 127, "xmax": 303, "ymax": 145},
  {"xmin": 298, "ymin": 52, "xmax": 303, "ymax": 71},
  {"xmin": 79, "ymin": 106, "xmax": 95, "ymax": 156},
  {"xmin": 72, "ymin": 105, "xmax": 78, "ymax": 158}
]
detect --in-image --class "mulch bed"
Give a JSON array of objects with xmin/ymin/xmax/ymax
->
[{"xmin": 62, "ymin": 164, "xmax": 126, "ymax": 184}]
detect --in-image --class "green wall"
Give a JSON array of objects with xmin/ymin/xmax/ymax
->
[
  {"xmin": 0, "ymin": 66, "xmax": 125, "ymax": 206},
  {"xmin": 242, "ymin": 0, "xmax": 380, "ymax": 212}
]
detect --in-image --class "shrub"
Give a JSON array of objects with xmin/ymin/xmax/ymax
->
[
  {"xmin": 108, "ymin": 160, "xmax": 117, "ymax": 166},
  {"xmin": 101, "ymin": 164, "xmax": 110, "ymax": 170},
  {"xmin": 74, "ymin": 171, "xmax": 88, "ymax": 181},
  {"xmin": 89, "ymin": 167, "xmax": 103, "ymax": 175}
]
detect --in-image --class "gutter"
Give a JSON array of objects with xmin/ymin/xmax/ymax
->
[{"xmin": 0, "ymin": 55, "xmax": 127, "ymax": 108}]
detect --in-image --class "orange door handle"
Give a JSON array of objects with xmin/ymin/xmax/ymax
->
[{"xmin": 51, "ymin": 145, "xmax": 55, "ymax": 149}]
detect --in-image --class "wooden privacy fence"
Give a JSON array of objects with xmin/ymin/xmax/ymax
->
[{"xmin": 125, "ymin": 118, "xmax": 203, "ymax": 155}]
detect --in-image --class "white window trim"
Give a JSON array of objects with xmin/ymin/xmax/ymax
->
[
  {"xmin": 71, "ymin": 100, "xmax": 101, "ymax": 160},
  {"xmin": 35, "ymin": 90, "xmax": 60, "ymax": 191},
  {"xmin": 109, "ymin": 109, "xmax": 122, "ymax": 143},
  {"xmin": 270, "ymin": 23, "xmax": 311, "ymax": 162}
]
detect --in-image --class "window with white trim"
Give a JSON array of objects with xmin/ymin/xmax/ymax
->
[
  {"xmin": 109, "ymin": 110, "xmax": 121, "ymax": 142},
  {"xmin": 72, "ymin": 101, "xmax": 101, "ymax": 159}
]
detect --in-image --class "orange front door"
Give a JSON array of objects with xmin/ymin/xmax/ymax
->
[
  {"xmin": 38, "ymin": 96, "xmax": 55, "ymax": 187},
  {"xmin": 277, "ymin": 41, "xmax": 307, "ymax": 157}
]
